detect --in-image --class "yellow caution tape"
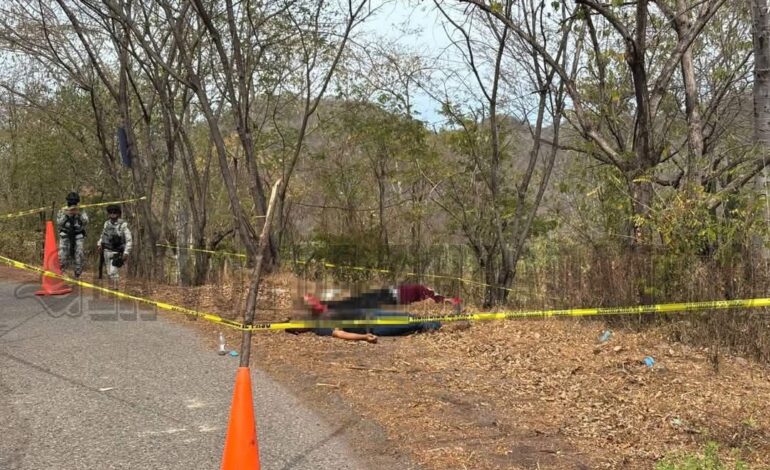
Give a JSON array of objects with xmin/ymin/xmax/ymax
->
[
  {"xmin": 1, "ymin": 196, "xmax": 147, "ymax": 220},
  {"xmin": 0, "ymin": 254, "xmax": 246, "ymax": 330},
  {"xmin": 0, "ymin": 253, "xmax": 421, "ymax": 330},
  {"xmin": 156, "ymin": 244, "xmax": 247, "ymax": 258},
  {"xmin": 294, "ymin": 259, "xmax": 515, "ymax": 292},
  {"xmin": 0, "ymin": 206, "xmax": 49, "ymax": 220},
  {"xmin": 78, "ymin": 196, "xmax": 147, "ymax": 210},
  {"xmin": 2, "ymin": 253, "xmax": 770, "ymax": 331},
  {"xmin": 269, "ymin": 297, "xmax": 770, "ymax": 329},
  {"xmin": 157, "ymin": 244, "xmax": 514, "ymax": 292}
]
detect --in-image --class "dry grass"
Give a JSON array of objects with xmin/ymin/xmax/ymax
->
[
  {"xmin": 113, "ymin": 269, "xmax": 770, "ymax": 469},
  {"xmin": 6, "ymin": 257, "xmax": 770, "ymax": 469}
]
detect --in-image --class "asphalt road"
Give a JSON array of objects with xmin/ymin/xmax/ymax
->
[{"xmin": 0, "ymin": 279, "xmax": 364, "ymax": 470}]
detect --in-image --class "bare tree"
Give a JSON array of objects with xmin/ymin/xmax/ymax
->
[
  {"xmin": 0, "ymin": 0, "xmax": 172, "ymax": 276},
  {"xmin": 428, "ymin": 0, "xmax": 572, "ymax": 305},
  {"xmin": 460, "ymin": 0, "xmax": 762, "ymax": 251},
  {"xmin": 108, "ymin": 0, "xmax": 371, "ymax": 270}
]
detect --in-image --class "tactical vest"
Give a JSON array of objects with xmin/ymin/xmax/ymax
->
[
  {"xmin": 102, "ymin": 221, "xmax": 127, "ymax": 251},
  {"xmin": 60, "ymin": 215, "xmax": 85, "ymax": 238}
]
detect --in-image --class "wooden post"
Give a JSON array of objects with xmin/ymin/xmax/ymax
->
[{"xmin": 239, "ymin": 179, "xmax": 281, "ymax": 367}]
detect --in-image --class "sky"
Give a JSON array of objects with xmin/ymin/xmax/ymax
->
[
  {"xmin": 357, "ymin": 2, "xmax": 553, "ymax": 130},
  {"xmin": 363, "ymin": 1, "xmax": 449, "ymax": 50},
  {"xmin": 358, "ymin": 1, "xmax": 454, "ymax": 127}
]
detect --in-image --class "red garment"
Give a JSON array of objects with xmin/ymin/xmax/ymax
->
[
  {"xmin": 397, "ymin": 284, "xmax": 445, "ymax": 304},
  {"xmin": 304, "ymin": 293, "xmax": 328, "ymax": 315},
  {"xmin": 304, "ymin": 285, "xmax": 462, "ymax": 314}
]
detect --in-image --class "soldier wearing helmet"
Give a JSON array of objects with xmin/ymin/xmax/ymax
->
[
  {"xmin": 97, "ymin": 204, "xmax": 132, "ymax": 287},
  {"xmin": 56, "ymin": 192, "xmax": 89, "ymax": 279}
]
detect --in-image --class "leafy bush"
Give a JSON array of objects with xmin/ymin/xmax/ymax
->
[{"xmin": 0, "ymin": 228, "xmax": 44, "ymax": 264}]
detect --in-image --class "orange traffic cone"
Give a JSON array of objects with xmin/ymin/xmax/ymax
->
[
  {"xmin": 221, "ymin": 367, "xmax": 261, "ymax": 470},
  {"xmin": 35, "ymin": 220, "xmax": 73, "ymax": 296}
]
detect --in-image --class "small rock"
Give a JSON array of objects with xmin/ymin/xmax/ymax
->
[{"xmin": 613, "ymin": 345, "xmax": 623, "ymax": 353}]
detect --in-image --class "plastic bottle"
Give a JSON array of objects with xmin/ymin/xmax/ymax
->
[
  {"xmin": 597, "ymin": 330, "xmax": 612, "ymax": 344},
  {"xmin": 218, "ymin": 332, "xmax": 227, "ymax": 355},
  {"xmin": 643, "ymin": 356, "xmax": 655, "ymax": 368}
]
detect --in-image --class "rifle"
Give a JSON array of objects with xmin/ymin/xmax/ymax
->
[
  {"xmin": 67, "ymin": 218, "xmax": 77, "ymax": 259},
  {"xmin": 98, "ymin": 248, "xmax": 104, "ymax": 279},
  {"xmin": 64, "ymin": 208, "xmax": 83, "ymax": 259}
]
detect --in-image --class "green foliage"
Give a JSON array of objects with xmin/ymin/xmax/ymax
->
[
  {"xmin": 0, "ymin": 85, "xmax": 106, "ymax": 215},
  {"xmin": 302, "ymin": 231, "xmax": 407, "ymax": 283},
  {"xmin": 647, "ymin": 185, "xmax": 767, "ymax": 261},
  {"xmin": 308, "ymin": 231, "xmax": 384, "ymax": 265},
  {"xmin": 649, "ymin": 187, "xmax": 716, "ymax": 256},
  {"xmin": 0, "ymin": 227, "xmax": 43, "ymax": 264},
  {"xmin": 303, "ymin": 100, "xmax": 434, "ymax": 260},
  {"xmin": 558, "ymin": 159, "xmax": 632, "ymax": 247},
  {"xmin": 655, "ymin": 442, "xmax": 749, "ymax": 470}
]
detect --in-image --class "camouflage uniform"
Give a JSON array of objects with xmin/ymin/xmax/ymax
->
[
  {"xmin": 56, "ymin": 208, "xmax": 89, "ymax": 278},
  {"xmin": 98, "ymin": 218, "xmax": 133, "ymax": 281}
]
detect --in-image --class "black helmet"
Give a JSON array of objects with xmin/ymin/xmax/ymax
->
[
  {"xmin": 66, "ymin": 192, "xmax": 80, "ymax": 207},
  {"xmin": 106, "ymin": 204, "xmax": 122, "ymax": 216}
]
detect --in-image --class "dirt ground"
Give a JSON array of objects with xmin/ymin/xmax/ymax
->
[{"xmin": 5, "ymin": 265, "xmax": 770, "ymax": 469}]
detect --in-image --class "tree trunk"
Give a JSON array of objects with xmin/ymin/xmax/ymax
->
[
  {"xmin": 176, "ymin": 200, "xmax": 193, "ymax": 286},
  {"xmin": 676, "ymin": 0, "xmax": 705, "ymax": 186},
  {"xmin": 753, "ymin": 0, "xmax": 770, "ymax": 146},
  {"xmin": 482, "ymin": 249, "xmax": 500, "ymax": 308},
  {"xmin": 118, "ymin": 23, "xmax": 157, "ymax": 278},
  {"xmin": 193, "ymin": 233, "xmax": 213, "ymax": 286},
  {"xmin": 629, "ymin": 178, "xmax": 653, "ymax": 248},
  {"xmin": 752, "ymin": 0, "xmax": 770, "ymax": 263}
]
